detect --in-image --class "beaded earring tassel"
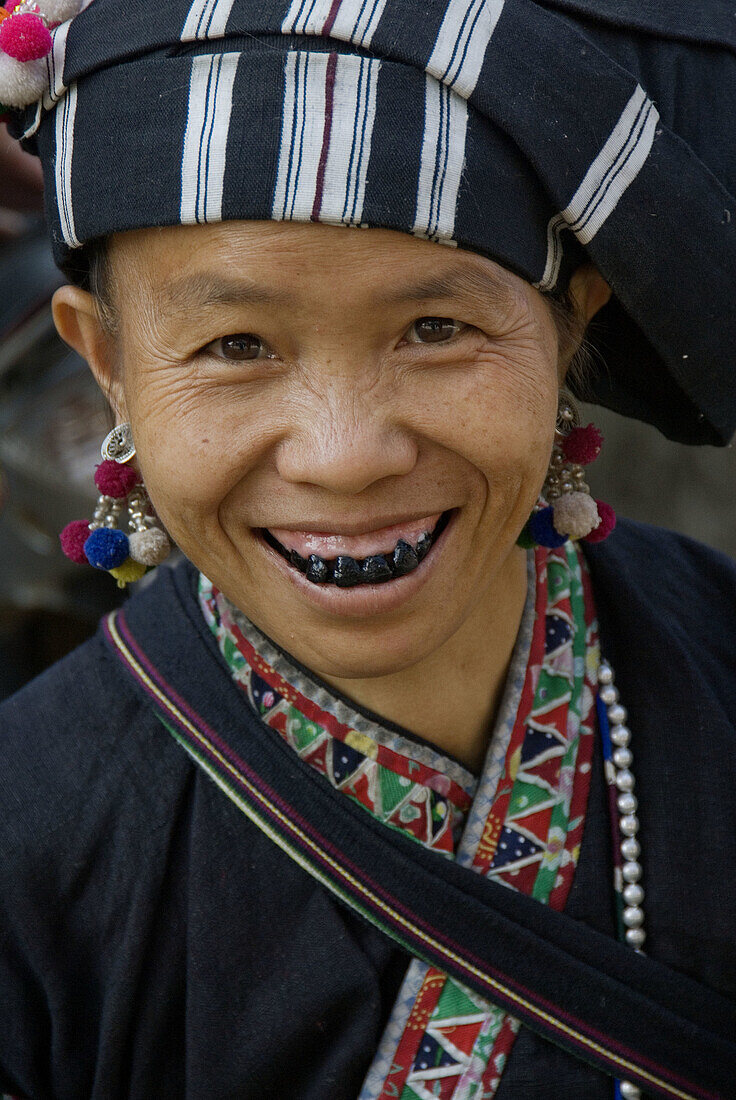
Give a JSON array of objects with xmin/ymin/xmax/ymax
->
[
  {"xmin": 60, "ymin": 428, "xmax": 171, "ymax": 588},
  {"xmin": 518, "ymin": 398, "xmax": 616, "ymax": 549}
]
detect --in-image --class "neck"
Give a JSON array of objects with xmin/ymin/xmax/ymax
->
[{"xmin": 323, "ymin": 547, "xmax": 530, "ymax": 773}]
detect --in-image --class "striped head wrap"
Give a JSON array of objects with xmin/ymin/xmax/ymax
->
[{"xmin": 10, "ymin": 0, "xmax": 736, "ymax": 444}]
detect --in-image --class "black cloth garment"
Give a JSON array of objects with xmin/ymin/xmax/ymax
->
[
  {"xmin": 11, "ymin": 0, "xmax": 736, "ymax": 444},
  {"xmin": 0, "ymin": 519, "xmax": 735, "ymax": 1098}
]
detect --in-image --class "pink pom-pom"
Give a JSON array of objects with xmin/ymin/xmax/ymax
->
[
  {"xmin": 0, "ymin": 13, "xmax": 52, "ymax": 61},
  {"xmin": 60, "ymin": 519, "xmax": 91, "ymax": 564},
  {"xmin": 93, "ymin": 459, "xmax": 140, "ymax": 498},
  {"xmin": 561, "ymin": 423, "xmax": 603, "ymax": 466},
  {"xmin": 5, "ymin": 2, "xmax": 26, "ymax": 13},
  {"xmin": 583, "ymin": 500, "xmax": 616, "ymax": 544}
]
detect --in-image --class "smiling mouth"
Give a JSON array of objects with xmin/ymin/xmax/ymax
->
[{"xmin": 260, "ymin": 511, "xmax": 453, "ymax": 588}]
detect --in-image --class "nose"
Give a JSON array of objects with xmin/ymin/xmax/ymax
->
[{"xmin": 275, "ymin": 393, "xmax": 418, "ymax": 495}]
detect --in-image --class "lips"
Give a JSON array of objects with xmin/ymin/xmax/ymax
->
[{"xmin": 261, "ymin": 512, "xmax": 451, "ymax": 587}]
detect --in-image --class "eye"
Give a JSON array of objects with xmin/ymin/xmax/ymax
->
[
  {"xmin": 406, "ymin": 317, "xmax": 464, "ymax": 344},
  {"xmin": 204, "ymin": 333, "xmax": 274, "ymax": 361}
]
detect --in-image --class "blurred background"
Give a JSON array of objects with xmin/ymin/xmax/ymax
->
[{"xmin": 1, "ymin": 127, "xmax": 734, "ymax": 701}]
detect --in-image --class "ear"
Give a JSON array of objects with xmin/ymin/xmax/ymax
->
[
  {"xmin": 568, "ymin": 263, "xmax": 612, "ymax": 322},
  {"xmin": 52, "ymin": 285, "xmax": 128, "ymax": 420}
]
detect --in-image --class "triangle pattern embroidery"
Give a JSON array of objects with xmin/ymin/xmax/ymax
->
[
  {"xmin": 489, "ymin": 825, "xmax": 545, "ymax": 870},
  {"xmin": 411, "ymin": 1033, "xmax": 458, "ymax": 1073},
  {"xmin": 494, "ymin": 861, "xmax": 541, "ymax": 894},
  {"xmin": 506, "ymin": 781, "xmax": 554, "ymax": 818},
  {"xmin": 248, "ymin": 670, "xmax": 282, "ymax": 715},
  {"xmin": 331, "ymin": 740, "xmax": 366, "ymax": 786},
  {"xmin": 521, "ymin": 755, "xmax": 564, "ymax": 790},
  {"xmin": 519, "ymin": 725, "xmax": 565, "ymax": 766},
  {"xmin": 435, "ymin": 1020, "xmax": 485, "ymax": 1059},
  {"xmin": 545, "ymin": 612, "xmax": 572, "ymax": 655}
]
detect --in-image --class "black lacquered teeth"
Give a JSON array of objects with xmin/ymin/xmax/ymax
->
[
  {"xmin": 415, "ymin": 532, "xmax": 432, "ymax": 562},
  {"xmin": 362, "ymin": 554, "xmax": 393, "ymax": 583},
  {"xmin": 290, "ymin": 549, "xmax": 308, "ymax": 572},
  {"xmin": 266, "ymin": 513, "xmax": 450, "ymax": 587},
  {"xmin": 304, "ymin": 532, "xmax": 432, "ymax": 587},
  {"xmin": 334, "ymin": 555, "xmax": 362, "ymax": 588},
  {"xmin": 392, "ymin": 539, "xmax": 419, "ymax": 577},
  {"xmin": 306, "ymin": 554, "xmax": 331, "ymax": 583}
]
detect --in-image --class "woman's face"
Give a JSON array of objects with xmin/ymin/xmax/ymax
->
[{"xmin": 67, "ymin": 221, "xmax": 570, "ymax": 679}]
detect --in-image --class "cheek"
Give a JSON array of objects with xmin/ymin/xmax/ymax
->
[
  {"xmin": 406, "ymin": 343, "xmax": 558, "ymax": 485},
  {"xmin": 122, "ymin": 363, "xmax": 278, "ymax": 529}
]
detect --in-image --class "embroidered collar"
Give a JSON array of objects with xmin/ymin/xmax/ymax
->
[{"xmin": 198, "ymin": 543, "xmax": 599, "ymax": 1099}]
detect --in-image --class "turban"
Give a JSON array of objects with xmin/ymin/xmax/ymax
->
[{"xmin": 11, "ymin": 0, "xmax": 736, "ymax": 444}]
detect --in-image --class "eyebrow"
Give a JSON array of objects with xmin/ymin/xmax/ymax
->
[
  {"xmin": 375, "ymin": 267, "xmax": 516, "ymax": 309},
  {"xmin": 155, "ymin": 264, "xmax": 516, "ymax": 316},
  {"xmin": 155, "ymin": 273, "xmax": 293, "ymax": 315}
]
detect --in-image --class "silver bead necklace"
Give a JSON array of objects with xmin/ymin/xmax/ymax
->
[{"xmin": 597, "ymin": 660, "xmax": 645, "ymax": 1100}]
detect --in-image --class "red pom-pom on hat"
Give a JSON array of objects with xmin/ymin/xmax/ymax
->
[
  {"xmin": 0, "ymin": 12, "xmax": 52, "ymax": 62},
  {"xmin": 60, "ymin": 519, "xmax": 91, "ymax": 564},
  {"xmin": 94, "ymin": 459, "xmax": 140, "ymax": 498},
  {"xmin": 583, "ymin": 500, "xmax": 616, "ymax": 543},
  {"xmin": 561, "ymin": 423, "xmax": 603, "ymax": 466}
]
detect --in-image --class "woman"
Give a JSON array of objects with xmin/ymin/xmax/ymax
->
[{"xmin": 0, "ymin": 1, "xmax": 735, "ymax": 1097}]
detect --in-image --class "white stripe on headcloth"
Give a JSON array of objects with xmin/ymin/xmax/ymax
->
[
  {"xmin": 281, "ymin": 0, "xmax": 388, "ymax": 48},
  {"xmin": 537, "ymin": 85, "xmax": 659, "ymax": 290},
  {"xmin": 54, "ymin": 82, "xmax": 81, "ymax": 248},
  {"xmin": 412, "ymin": 76, "xmax": 468, "ymax": 245},
  {"xmin": 413, "ymin": 1, "xmax": 505, "ymax": 245},
  {"xmin": 180, "ymin": 52, "xmax": 240, "ymax": 225},
  {"xmin": 182, "ymin": 0, "xmax": 237, "ymax": 41},
  {"xmin": 272, "ymin": 50, "xmax": 380, "ymax": 226},
  {"xmin": 426, "ymin": 0, "xmax": 505, "ymax": 98}
]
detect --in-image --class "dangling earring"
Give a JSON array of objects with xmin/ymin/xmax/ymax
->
[
  {"xmin": 518, "ymin": 394, "xmax": 616, "ymax": 549},
  {"xmin": 60, "ymin": 423, "xmax": 171, "ymax": 587}
]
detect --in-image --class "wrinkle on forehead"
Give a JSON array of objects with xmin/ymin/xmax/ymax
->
[
  {"xmin": 154, "ymin": 273, "xmax": 294, "ymax": 318},
  {"xmin": 149, "ymin": 264, "xmax": 521, "ymax": 324},
  {"xmin": 109, "ymin": 220, "xmax": 530, "ymax": 316}
]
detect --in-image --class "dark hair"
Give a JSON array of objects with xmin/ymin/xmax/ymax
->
[
  {"xmin": 78, "ymin": 236, "xmax": 118, "ymax": 337},
  {"xmin": 545, "ymin": 289, "xmax": 595, "ymax": 395}
]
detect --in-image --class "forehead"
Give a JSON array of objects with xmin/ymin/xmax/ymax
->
[{"xmin": 108, "ymin": 220, "xmax": 529, "ymax": 315}]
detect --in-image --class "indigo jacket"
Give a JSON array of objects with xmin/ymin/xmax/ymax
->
[{"xmin": 0, "ymin": 520, "xmax": 734, "ymax": 1099}]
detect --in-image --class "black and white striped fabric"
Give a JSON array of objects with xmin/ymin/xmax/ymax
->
[{"xmin": 13, "ymin": 0, "xmax": 736, "ymax": 444}]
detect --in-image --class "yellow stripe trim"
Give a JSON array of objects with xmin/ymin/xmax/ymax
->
[{"xmin": 106, "ymin": 611, "xmax": 700, "ymax": 1100}]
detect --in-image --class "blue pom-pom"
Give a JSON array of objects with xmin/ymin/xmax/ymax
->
[
  {"xmin": 84, "ymin": 527, "xmax": 129, "ymax": 570},
  {"xmin": 528, "ymin": 507, "xmax": 567, "ymax": 548}
]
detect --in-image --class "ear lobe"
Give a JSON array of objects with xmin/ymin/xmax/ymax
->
[{"xmin": 52, "ymin": 284, "xmax": 127, "ymax": 420}]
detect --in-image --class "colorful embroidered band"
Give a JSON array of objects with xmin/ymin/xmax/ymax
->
[{"xmin": 362, "ymin": 545, "xmax": 596, "ymax": 1100}]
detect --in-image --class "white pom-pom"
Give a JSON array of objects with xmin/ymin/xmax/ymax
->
[
  {"xmin": 552, "ymin": 492, "xmax": 601, "ymax": 540},
  {"xmin": 43, "ymin": 0, "xmax": 83, "ymax": 22},
  {"xmin": 0, "ymin": 51, "xmax": 46, "ymax": 107},
  {"xmin": 129, "ymin": 527, "xmax": 171, "ymax": 567}
]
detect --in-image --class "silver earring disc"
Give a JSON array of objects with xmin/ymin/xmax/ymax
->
[
  {"xmin": 555, "ymin": 389, "xmax": 581, "ymax": 433},
  {"xmin": 101, "ymin": 423, "xmax": 136, "ymax": 463}
]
